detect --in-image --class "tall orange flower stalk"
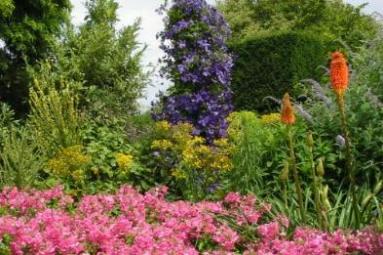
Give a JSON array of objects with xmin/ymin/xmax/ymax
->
[
  {"xmin": 281, "ymin": 93, "xmax": 296, "ymax": 125},
  {"xmin": 281, "ymin": 93, "xmax": 306, "ymax": 223},
  {"xmin": 330, "ymin": 51, "xmax": 359, "ymax": 226},
  {"xmin": 330, "ymin": 52, "xmax": 349, "ymax": 96}
]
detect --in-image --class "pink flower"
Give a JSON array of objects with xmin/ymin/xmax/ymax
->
[
  {"xmin": 258, "ymin": 222, "xmax": 280, "ymax": 241},
  {"xmin": 224, "ymin": 192, "xmax": 241, "ymax": 204},
  {"xmin": 0, "ymin": 185, "xmax": 381, "ymax": 254}
]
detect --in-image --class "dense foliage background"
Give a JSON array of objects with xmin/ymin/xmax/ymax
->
[{"xmin": 217, "ymin": 0, "xmax": 380, "ymax": 111}]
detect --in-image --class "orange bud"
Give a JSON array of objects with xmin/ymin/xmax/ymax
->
[
  {"xmin": 281, "ymin": 93, "xmax": 296, "ymax": 125},
  {"xmin": 330, "ymin": 51, "xmax": 349, "ymax": 96}
]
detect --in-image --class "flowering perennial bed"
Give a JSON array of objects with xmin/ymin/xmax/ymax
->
[{"xmin": 0, "ymin": 186, "xmax": 381, "ymax": 255}]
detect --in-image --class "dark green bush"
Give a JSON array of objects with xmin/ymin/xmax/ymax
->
[{"xmin": 230, "ymin": 32, "xmax": 330, "ymax": 112}]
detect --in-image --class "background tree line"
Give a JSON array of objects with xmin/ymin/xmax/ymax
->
[{"xmin": 0, "ymin": 0, "xmax": 147, "ymax": 117}]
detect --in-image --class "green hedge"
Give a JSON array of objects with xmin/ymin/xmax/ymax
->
[{"xmin": 230, "ymin": 32, "xmax": 330, "ymax": 112}]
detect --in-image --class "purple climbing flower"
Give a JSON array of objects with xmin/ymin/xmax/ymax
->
[{"xmin": 153, "ymin": 0, "xmax": 233, "ymax": 142}]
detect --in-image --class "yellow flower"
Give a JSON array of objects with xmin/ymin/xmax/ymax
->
[
  {"xmin": 211, "ymin": 155, "xmax": 232, "ymax": 172},
  {"xmin": 172, "ymin": 123, "xmax": 194, "ymax": 146},
  {"xmin": 261, "ymin": 113, "xmax": 281, "ymax": 125},
  {"xmin": 182, "ymin": 136, "xmax": 233, "ymax": 172},
  {"xmin": 151, "ymin": 139, "xmax": 173, "ymax": 150},
  {"xmin": 115, "ymin": 153, "xmax": 134, "ymax": 170},
  {"xmin": 47, "ymin": 145, "xmax": 90, "ymax": 177},
  {"xmin": 171, "ymin": 169, "xmax": 187, "ymax": 180},
  {"xmin": 155, "ymin": 121, "xmax": 171, "ymax": 132},
  {"xmin": 71, "ymin": 169, "xmax": 85, "ymax": 182}
]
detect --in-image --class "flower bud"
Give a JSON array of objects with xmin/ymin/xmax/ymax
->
[
  {"xmin": 307, "ymin": 131, "xmax": 314, "ymax": 148},
  {"xmin": 279, "ymin": 161, "xmax": 289, "ymax": 182},
  {"xmin": 316, "ymin": 158, "xmax": 325, "ymax": 177},
  {"xmin": 281, "ymin": 93, "xmax": 296, "ymax": 125},
  {"xmin": 320, "ymin": 185, "xmax": 331, "ymax": 210}
]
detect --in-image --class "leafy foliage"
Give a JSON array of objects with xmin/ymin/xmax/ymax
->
[
  {"xmin": 27, "ymin": 62, "xmax": 82, "ymax": 156},
  {"xmin": 137, "ymin": 120, "xmax": 233, "ymax": 200},
  {"xmin": 230, "ymin": 31, "xmax": 329, "ymax": 111},
  {"xmin": 0, "ymin": 0, "xmax": 14, "ymax": 18},
  {"xmin": 0, "ymin": 0, "xmax": 71, "ymax": 114},
  {"xmin": 226, "ymin": 111, "xmax": 283, "ymax": 195},
  {"xmin": 69, "ymin": 0, "xmax": 148, "ymax": 116},
  {"xmin": 217, "ymin": 0, "xmax": 379, "ymax": 47},
  {"xmin": 218, "ymin": 0, "xmax": 380, "ymax": 111},
  {"xmin": 0, "ymin": 102, "xmax": 18, "ymax": 146},
  {"xmin": 0, "ymin": 127, "xmax": 43, "ymax": 189}
]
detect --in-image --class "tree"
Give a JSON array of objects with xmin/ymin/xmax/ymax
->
[
  {"xmin": 29, "ymin": 0, "xmax": 148, "ymax": 118},
  {"xmin": 67, "ymin": 0, "xmax": 148, "ymax": 117},
  {"xmin": 0, "ymin": 0, "xmax": 71, "ymax": 114}
]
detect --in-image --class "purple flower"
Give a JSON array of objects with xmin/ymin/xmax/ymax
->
[{"xmin": 154, "ymin": 0, "xmax": 233, "ymax": 142}]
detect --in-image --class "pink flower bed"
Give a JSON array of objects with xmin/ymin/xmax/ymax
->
[{"xmin": 0, "ymin": 186, "xmax": 381, "ymax": 255}]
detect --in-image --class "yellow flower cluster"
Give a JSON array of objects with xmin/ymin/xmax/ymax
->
[
  {"xmin": 47, "ymin": 145, "xmax": 90, "ymax": 179},
  {"xmin": 115, "ymin": 153, "xmax": 134, "ymax": 170},
  {"xmin": 151, "ymin": 121, "xmax": 233, "ymax": 176},
  {"xmin": 153, "ymin": 121, "xmax": 193, "ymax": 151},
  {"xmin": 261, "ymin": 113, "xmax": 281, "ymax": 125},
  {"xmin": 168, "ymin": 122, "xmax": 194, "ymax": 149},
  {"xmin": 155, "ymin": 121, "xmax": 171, "ymax": 132},
  {"xmin": 171, "ymin": 168, "xmax": 187, "ymax": 179},
  {"xmin": 182, "ymin": 137, "xmax": 233, "ymax": 172},
  {"xmin": 151, "ymin": 139, "xmax": 173, "ymax": 150}
]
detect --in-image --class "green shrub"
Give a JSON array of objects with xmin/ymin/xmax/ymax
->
[
  {"xmin": 218, "ymin": 0, "xmax": 379, "ymax": 50},
  {"xmin": 27, "ymin": 62, "xmax": 83, "ymax": 156},
  {"xmin": 226, "ymin": 111, "xmax": 283, "ymax": 195},
  {"xmin": 137, "ymin": 121, "xmax": 233, "ymax": 201},
  {"xmin": 0, "ymin": 127, "xmax": 43, "ymax": 189},
  {"xmin": 66, "ymin": 0, "xmax": 148, "ymax": 118},
  {"xmin": 230, "ymin": 32, "xmax": 329, "ymax": 112},
  {"xmin": 79, "ymin": 120, "xmax": 153, "ymax": 194},
  {"xmin": 0, "ymin": 102, "xmax": 18, "ymax": 147},
  {"xmin": 300, "ymin": 30, "xmax": 383, "ymax": 184}
]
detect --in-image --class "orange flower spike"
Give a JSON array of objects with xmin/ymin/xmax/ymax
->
[
  {"xmin": 330, "ymin": 51, "xmax": 349, "ymax": 96},
  {"xmin": 281, "ymin": 93, "xmax": 296, "ymax": 125}
]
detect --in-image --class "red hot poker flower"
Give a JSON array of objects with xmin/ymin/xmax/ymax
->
[{"xmin": 330, "ymin": 51, "xmax": 349, "ymax": 96}]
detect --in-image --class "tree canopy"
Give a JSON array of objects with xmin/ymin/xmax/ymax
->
[
  {"xmin": 217, "ymin": 0, "xmax": 379, "ymax": 47},
  {"xmin": 0, "ymin": 0, "xmax": 71, "ymax": 114}
]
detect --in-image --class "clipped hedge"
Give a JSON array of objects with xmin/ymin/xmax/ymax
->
[{"xmin": 230, "ymin": 32, "xmax": 330, "ymax": 112}]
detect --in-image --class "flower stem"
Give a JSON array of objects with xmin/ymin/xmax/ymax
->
[
  {"xmin": 307, "ymin": 133, "xmax": 325, "ymax": 230},
  {"xmin": 335, "ymin": 93, "xmax": 360, "ymax": 228},
  {"xmin": 287, "ymin": 126, "xmax": 306, "ymax": 224}
]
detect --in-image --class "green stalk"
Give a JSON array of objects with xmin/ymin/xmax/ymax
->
[
  {"xmin": 287, "ymin": 125, "xmax": 306, "ymax": 223},
  {"xmin": 316, "ymin": 158, "xmax": 329, "ymax": 231},
  {"xmin": 280, "ymin": 161, "xmax": 289, "ymax": 209},
  {"xmin": 307, "ymin": 132, "xmax": 325, "ymax": 230},
  {"xmin": 335, "ymin": 93, "xmax": 360, "ymax": 228}
]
